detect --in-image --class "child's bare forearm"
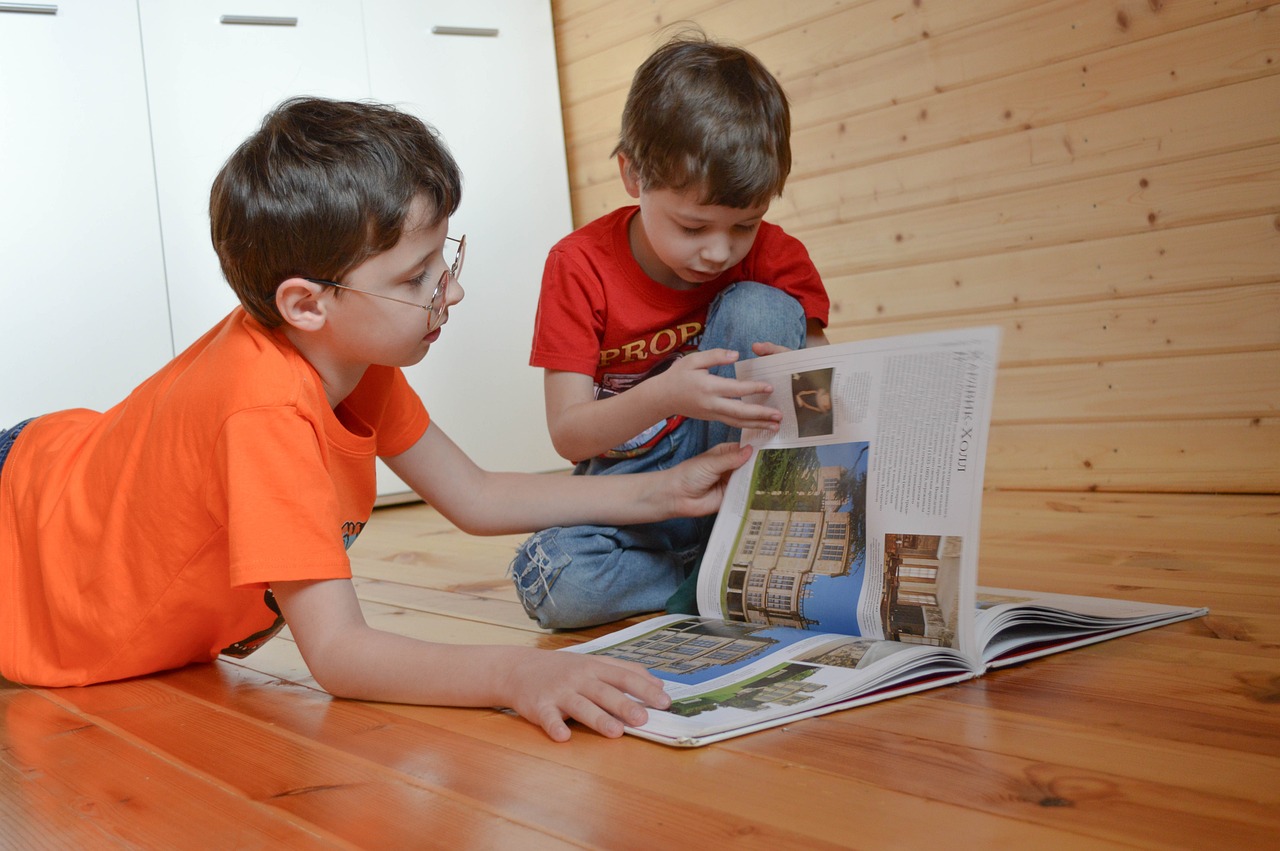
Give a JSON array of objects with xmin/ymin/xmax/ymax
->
[
  {"xmin": 304, "ymin": 628, "xmax": 509, "ymax": 704},
  {"xmin": 291, "ymin": 622, "xmax": 668, "ymax": 742},
  {"xmin": 385, "ymin": 422, "xmax": 747, "ymax": 537},
  {"xmin": 547, "ymin": 378, "xmax": 671, "ymax": 462},
  {"xmin": 440, "ymin": 445, "xmax": 746, "ymax": 535}
]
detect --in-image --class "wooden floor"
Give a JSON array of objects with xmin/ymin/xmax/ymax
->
[{"xmin": 3, "ymin": 491, "xmax": 1278, "ymax": 849}]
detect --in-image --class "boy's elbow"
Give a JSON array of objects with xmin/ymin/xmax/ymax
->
[
  {"xmin": 547, "ymin": 427, "xmax": 584, "ymax": 464},
  {"xmin": 305, "ymin": 660, "xmax": 360, "ymax": 700},
  {"xmin": 551, "ymin": 439, "xmax": 580, "ymax": 464},
  {"xmin": 449, "ymin": 515, "xmax": 494, "ymax": 536}
]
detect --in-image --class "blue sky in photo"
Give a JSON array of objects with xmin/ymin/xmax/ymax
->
[{"xmin": 800, "ymin": 441, "xmax": 869, "ymax": 634}]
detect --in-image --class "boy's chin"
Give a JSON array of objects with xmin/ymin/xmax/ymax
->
[
  {"xmin": 387, "ymin": 344, "xmax": 432, "ymax": 368},
  {"xmin": 680, "ymin": 270, "xmax": 721, "ymax": 285}
]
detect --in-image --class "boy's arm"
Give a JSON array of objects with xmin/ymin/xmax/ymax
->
[
  {"xmin": 270, "ymin": 577, "xmax": 670, "ymax": 741},
  {"xmin": 543, "ymin": 356, "xmax": 782, "ymax": 463},
  {"xmin": 806, "ymin": 318, "xmax": 829, "ymax": 348},
  {"xmin": 384, "ymin": 421, "xmax": 752, "ymax": 535}
]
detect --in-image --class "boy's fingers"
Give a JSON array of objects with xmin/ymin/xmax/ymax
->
[
  {"xmin": 615, "ymin": 669, "xmax": 672, "ymax": 710},
  {"xmin": 752, "ymin": 341, "xmax": 792, "ymax": 357},
  {"xmin": 561, "ymin": 693, "xmax": 627, "ymax": 739},
  {"xmin": 684, "ymin": 348, "xmax": 740, "ymax": 369},
  {"xmin": 702, "ymin": 442, "xmax": 752, "ymax": 473},
  {"xmin": 539, "ymin": 714, "xmax": 573, "ymax": 742},
  {"xmin": 713, "ymin": 377, "xmax": 773, "ymax": 399},
  {"xmin": 739, "ymin": 399, "xmax": 782, "ymax": 419},
  {"xmin": 714, "ymin": 400, "xmax": 781, "ymax": 429},
  {"xmin": 560, "ymin": 685, "xmax": 650, "ymax": 738},
  {"xmin": 593, "ymin": 658, "xmax": 672, "ymax": 711}
]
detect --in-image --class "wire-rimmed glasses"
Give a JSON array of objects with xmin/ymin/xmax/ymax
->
[{"xmin": 305, "ymin": 235, "xmax": 465, "ymax": 331}]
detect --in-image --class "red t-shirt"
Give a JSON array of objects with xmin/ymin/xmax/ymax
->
[
  {"xmin": 0, "ymin": 309, "xmax": 430, "ymax": 686},
  {"xmin": 530, "ymin": 206, "xmax": 829, "ymax": 457}
]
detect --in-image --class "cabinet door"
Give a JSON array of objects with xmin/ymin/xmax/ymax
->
[
  {"xmin": 139, "ymin": 0, "xmax": 371, "ymax": 352},
  {"xmin": 362, "ymin": 0, "xmax": 572, "ymax": 479},
  {"xmin": 0, "ymin": 1, "xmax": 174, "ymax": 425}
]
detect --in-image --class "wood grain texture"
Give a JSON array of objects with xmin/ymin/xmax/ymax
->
[
  {"xmin": 549, "ymin": 0, "xmax": 1278, "ymax": 503},
  {"xmin": 4, "ymin": 496, "xmax": 1276, "ymax": 849},
  {"xmin": 3, "ymin": 3, "xmax": 1275, "ymax": 847}
]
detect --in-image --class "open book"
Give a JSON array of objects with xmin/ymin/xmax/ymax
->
[{"xmin": 567, "ymin": 327, "xmax": 1207, "ymax": 747}]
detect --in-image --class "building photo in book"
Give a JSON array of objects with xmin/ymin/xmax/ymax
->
[
  {"xmin": 591, "ymin": 616, "xmax": 840, "ymax": 687},
  {"xmin": 720, "ymin": 442, "xmax": 869, "ymax": 637},
  {"xmin": 883, "ymin": 534, "xmax": 963, "ymax": 649},
  {"xmin": 666, "ymin": 661, "xmax": 826, "ymax": 718},
  {"xmin": 793, "ymin": 634, "xmax": 923, "ymax": 669}
]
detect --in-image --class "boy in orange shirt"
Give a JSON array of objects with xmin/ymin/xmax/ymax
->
[{"xmin": 0, "ymin": 97, "xmax": 752, "ymax": 742}]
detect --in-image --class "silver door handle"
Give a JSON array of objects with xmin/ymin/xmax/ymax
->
[
  {"xmin": 219, "ymin": 15, "xmax": 298, "ymax": 26},
  {"xmin": 0, "ymin": 3, "xmax": 58, "ymax": 13},
  {"xmin": 431, "ymin": 25, "xmax": 498, "ymax": 37}
]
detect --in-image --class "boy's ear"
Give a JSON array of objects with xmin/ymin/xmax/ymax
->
[
  {"xmin": 275, "ymin": 277, "xmax": 330, "ymax": 332},
  {"xmin": 618, "ymin": 154, "xmax": 642, "ymax": 199}
]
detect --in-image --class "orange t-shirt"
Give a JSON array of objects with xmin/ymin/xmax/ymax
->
[{"xmin": 0, "ymin": 309, "xmax": 430, "ymax": 686}]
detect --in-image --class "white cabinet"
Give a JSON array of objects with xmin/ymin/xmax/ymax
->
[
  {"xmin": 362, "ymin": 0, "xmax": 570, "ymax": 480},
  {"xmin": 139, "ymin": 1, "xmax": 372, "ymax": 351},
  {"xmin": 1, "ymin": 1, "xmax": 570, "ymax": 494},
  {"xmin": 0, "ymin": 1, "xmax": 173, "ymax": 425}
]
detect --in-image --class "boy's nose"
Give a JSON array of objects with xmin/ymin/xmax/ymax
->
[
  {"xmin": 446, "ymin": 274, "xmax": 465, "ymax": 307},
  {"xmin": 700, "ymin": 235, "xmax": 731, "ymax": 264}
]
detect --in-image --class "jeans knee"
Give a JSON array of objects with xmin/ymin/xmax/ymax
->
[
  {"xmin": 703, "ymin": 281, "xmax": 806, "ymax": 356},
  {"xmin": 509, "ymin": 525, "xmax": 690, "ymax": 630},
  {"xmin": 510, "ymin": 528, "xmax": 571, "ymax": 627},
  {"xmin": 509, "ymin": 528, "xmax": 621, "ymax": 629}
]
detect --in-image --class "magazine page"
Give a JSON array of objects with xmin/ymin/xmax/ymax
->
[
  {"xmin": 566, "ymin": 614, "xmax": 975, "ymax": 745},
  {"xmin": 974, "ymin": 586, "xmax": 1210, "ymax": 667},
  {"xmin": 695, "ymin": 328, "xmax": 1001, "ymax": 663}
]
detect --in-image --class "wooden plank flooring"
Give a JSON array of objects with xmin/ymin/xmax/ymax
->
[{"xmin": 3, "ymin": 492, "xmax": 1278, "ymax": 849}]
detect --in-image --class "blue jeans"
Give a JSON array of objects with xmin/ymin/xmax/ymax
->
[
  {"xmin": 0, "ymin": 418, "xmax": 34, "ymax": 478},
  {"xmin": 511, "ymin": 282, "xmax": 807, "ymax": 629}
]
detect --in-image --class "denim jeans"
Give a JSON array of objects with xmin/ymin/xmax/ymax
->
[
  {"xmin": 511, "ymin": 281, "xmax": 807, "ymax": 629},
  {"xmin": 0, "ymin": 418, "xmax": 34, "ymax": 478}
]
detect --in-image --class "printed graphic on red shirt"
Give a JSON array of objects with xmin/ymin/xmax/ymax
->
[
  {"xmin": 596, "ymin": 338, "xmax": 698, "ymax": 459},
  {"xmin": 598, "ymin": 321, "xmax": 702, "ymax": 370}
]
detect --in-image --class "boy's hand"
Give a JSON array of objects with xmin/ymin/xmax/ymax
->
[
  {"xmin": 750, "ymin": 341, "xmax": 793, "ymax": 357},
  {"xmin": 664, "ymin": 441, "xmax": 754, "ymax": 518},
  {"xmin": 500, "ymin": 649, "xmax": 671, "ymax": 742},
  {"xmin": 660, "ymin": 349, "xmax": 782, "ymax": 431}
]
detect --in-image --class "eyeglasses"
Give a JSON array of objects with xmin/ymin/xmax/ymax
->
[{"xmin": 305, "ymin": 235, "xmax": 465, "ymax": 331}]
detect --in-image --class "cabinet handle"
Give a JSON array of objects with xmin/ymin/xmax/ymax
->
[
  {"xmin": 0, "ymin": 3, "xmax": 58, "ymax": 13},
  {"xmin": 219, "ymin": 15, "xmax": 298, "ymax": 26},
  {"xmin": 431, "ymin": 25, "xmax": 499, "ymax": 38}
]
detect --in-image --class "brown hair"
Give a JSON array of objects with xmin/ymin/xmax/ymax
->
[
  {"xmin": 613, "ymin": 31, "xmax": 791, "ymax": 208},
  {"xmin": 210, "ymin": 97, "xmax": 462, "ymax": 327}
]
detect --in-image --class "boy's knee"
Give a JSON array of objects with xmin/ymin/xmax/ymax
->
[
  {"xmin": 509, "ymin": 525, "xmax": 689, "ymax": 630},
  {"xmin": 509, "ymin": 527, "xmax": 616, "ymax": 629},
  {"xmin": 511, "ymin": 529, "xmax": 569, "ymax": 627},
  {"xmin": 704, "ymin": 281, "xmax": 805, "ymax": 353}
]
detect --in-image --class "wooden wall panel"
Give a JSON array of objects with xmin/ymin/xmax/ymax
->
[
  {"xmin": 566, "ymin": 1, "xmax": 1280, "ymax": 215},
  {"xmin": 779, "ymin": 74, "xmax": 1280, "ymax": 232},
  {"xmin": 550, "ymin": 0, "xmax": 1280, "ymax": 496},
  {"xmin": 796, "ymin": 145, "xmax": 1280, "ymax": 276},
  {"xmin": 987, "ymin": 419, "xmax": 1280, "ymax": 493},
  {"xmin": 994, "ymin": 351, "xmax": 1278, "ymax": 421},
  {"xmin": 824, "ymin": 215, "xmax": 1279, "ymax": 323},
  {"xmin": 782, "ymin": 0, "xmax": 1278, "ymax": 134},
  {"xmin": 839, "ymin": 282, "xmax": 1280, "ymax": 364}
]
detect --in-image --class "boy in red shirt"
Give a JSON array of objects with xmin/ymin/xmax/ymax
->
[
  {"xmin": 0, "ymin": 97, "xmax": 752, "ymax": 742},
  {"xmin": 512, "ymin": 33, "xmax": 830, "ymax": 629}
]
